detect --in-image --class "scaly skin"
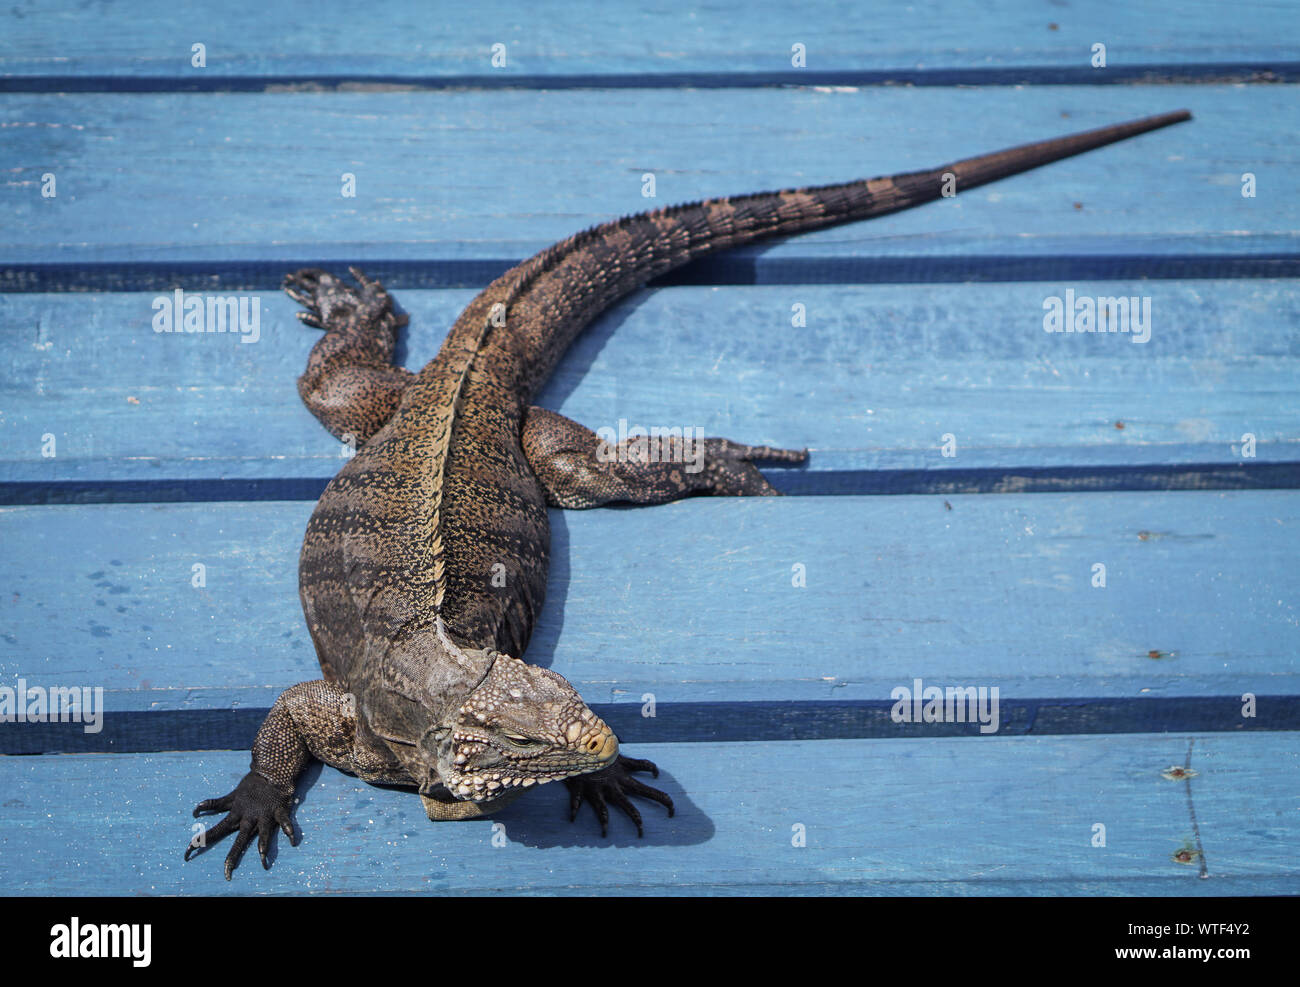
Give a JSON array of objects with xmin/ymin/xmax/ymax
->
[{"xmin": 185, "ymin": 110, "xmax": 1191, "ymax": 878}]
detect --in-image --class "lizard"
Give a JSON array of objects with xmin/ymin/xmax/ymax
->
[{"xmin": 184, "ymin": 108, "xmax": 1191, "ymax": 878}]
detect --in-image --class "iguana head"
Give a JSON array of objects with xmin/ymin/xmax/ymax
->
[{"xmin": 423, "ymin": 652, "xmax": 617, "ymax": 804}]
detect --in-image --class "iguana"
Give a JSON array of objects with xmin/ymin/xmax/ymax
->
[{"xmin": 184, "ymin": 109, "xmax": 1191, "ymax": 878}]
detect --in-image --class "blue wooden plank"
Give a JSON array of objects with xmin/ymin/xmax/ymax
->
[
  {"xmin": 2, "ymin": 492, "xmax": 1296, "ymax": 729},
  {"xmin": 2, "ymin": 281, "xmax": 1297, "ymax": 495},
  {"xmin": 10, "ymin": 698, "xmax": 1300, "ymax": 756},
  {"xmin": 0, "ymin": 0, "xmax": 1295, "ymax": 83},
  {"xmin": 7, "ymin": 238, "xmax": 1299, "ymax": 295},
  {"xmin": 1, "ymin": 87, "xmax": 1291, "ymax": 271},
  {"xmin": 0, "ymin": 733, "xmax": 1293, "ymax": 895}
]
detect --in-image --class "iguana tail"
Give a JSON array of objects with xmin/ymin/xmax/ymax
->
[{"xmin": 451, "ymin": 109, "xmax": 1191, "ymax": 401}]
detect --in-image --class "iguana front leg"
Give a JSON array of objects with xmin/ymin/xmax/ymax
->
[
  {"xmin": 565, "ymin": 755, "xmax": 674, "ymax": 837},
  {"xmin": 522, "ymin": 406, "xmax": 807, "ymax": 508},
  {"xmin": 184, "ymin": 679, "xmax": 408, "ymax": 879}
]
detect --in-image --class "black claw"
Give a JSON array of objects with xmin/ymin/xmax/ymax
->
[
  {"xmin": 563, "ymin": 755, "xmax": 674, "ymax": 837},
  {"xmin": 257, "ymin": 821, "xmax": 273, "ymax": 869},
  {"xmin": 274, "ymin": 806, "xmax": 296, "ymax": 844},
  {"xmin": 618, "ymin": 755, "xmax": 659, "ymax": 778},
  {"xmin": 606, "ymin": 789, "xmax": 644, "ymax": 837},
  {"xmin": 184, "ymin": 772, "xmax": 297, "ymax": 880},
  {"xmin": 588, "ymin": 787, "xmax": 610, "ymax": 836},
  {"xmin": 568, "ymin": 785, "xmax": 583, "ymax": 823},
  {"xmin": 225, "ymin": 825, "xmax": 254, "ymax": 881},
  {"xmin": 621, "ymin": 775, "xmax": 675, "ymax": 816}
]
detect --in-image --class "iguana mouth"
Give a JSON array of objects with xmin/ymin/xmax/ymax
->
[
  {"xmin": 443, "ymin": 748, "xmax": 617, "ymax": 802},
  {"xmin": 418, "ymin": 782, "xmax": 458, "ymax": 803},
  {"xmin": 439, "ymin": 720, "xmax": 619, "ymax": 802}
]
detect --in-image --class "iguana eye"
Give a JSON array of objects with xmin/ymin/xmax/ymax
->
[{"xmin": 503, "ymin": 733, "xmax": 539, "ymax": 747}]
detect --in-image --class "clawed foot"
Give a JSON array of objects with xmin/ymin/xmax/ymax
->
[
  {"xmin": 283, "ymin": 266, "xmax": 408, "ymax": 335},
  {"xmin": 184, "ymin": 772, "xmax": 297, "ymax": 880},
  {"xmin": 565, "ymin": 755, "xmax": 675, "ymax": 837},
  {"xmin": 701, "ymin": 438, "xmax": 807, "ymax": 496}
]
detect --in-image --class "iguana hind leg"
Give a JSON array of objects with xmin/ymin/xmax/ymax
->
[
  {"xmin": 184, "ymin": 678, "xmax": 409, "ymax": 880},
  {"xmin": 285, "ymin": 267, "xmax": 414, "ymax": 444},
  {"xmin": 522, "ymin": 406, "xmax": 806, "ymax": 508}
]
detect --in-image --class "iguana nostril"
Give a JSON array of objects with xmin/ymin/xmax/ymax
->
[
  {"xmin": 579, "ymin": 729, "xmax": 612, "ymax": 757},
  {"xmin": 594, "ymin": 732, "xmax": 618, "ymax": 761}
]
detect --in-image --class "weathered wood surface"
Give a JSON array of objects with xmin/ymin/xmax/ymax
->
[
  {"xmin": 3, "ymin": 279, "xmax": 1297, "ymax": 493},
  {"xmin": 2, "ymin": 0, "xmax": 1296, "ymax": 84},
  {"xmin": 2, "ymin": 87, "xmax": 1291, "ymax": 281},
  {"xmin": 1, "ymin": 492, "xmax": 1297, "ymax": 726},
  {"xmin": 0, "ymin": 0, "xmax": 1296, "ymax": 896},
  {"xmin": 1, "ymin": 734, "xmax": 1293, "ymax": 896}
]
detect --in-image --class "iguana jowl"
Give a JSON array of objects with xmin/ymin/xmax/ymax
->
[{"xmin": 185, "ymin": 109, "xmax": 1191, "ymax": 878}]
